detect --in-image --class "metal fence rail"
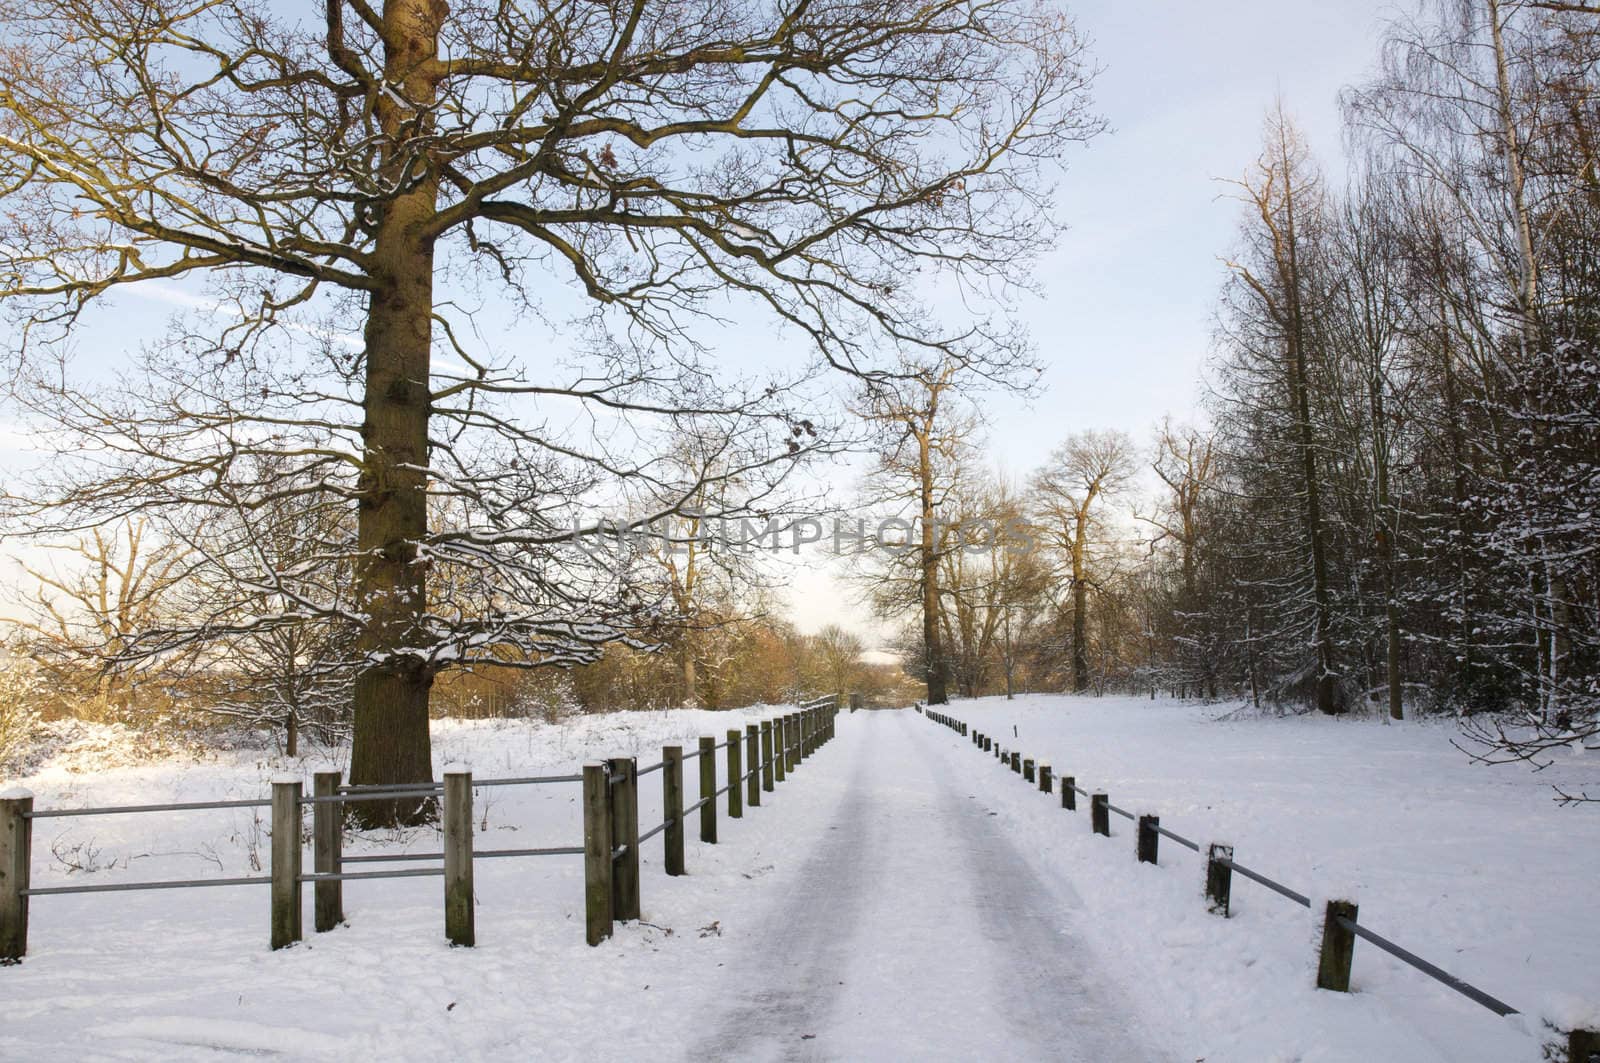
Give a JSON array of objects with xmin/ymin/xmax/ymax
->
[
  {"xmin": 920, "ymin": 706, "xmax": 1554, "ymax": 1039},
  {"xmin": 1, "ymin": 694, "xmax": 846, "ymax": 963}
]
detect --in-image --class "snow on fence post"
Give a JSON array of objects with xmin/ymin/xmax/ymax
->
[
  {"xmin": 761, "ymin": 722, "xmax": 775, "ymax": 792},
  {"xmin": 443, "ymin": 769, "xmax": 475, "ymax": 947},
  {"xmin": 1137, "ymin": 815, "xmax": 1159, "ymax": 865},
  {"xmin": 726, "ymin": 730, "xmax": 743, "ymax": 820},
  {"xmin": 270, "ymin": 779, "xmax": 303, "ymax": 951},
  {"xmin": 773, "ymin": 718, "xmax": 787, "ymax": 784},
  {"xmin": 1061, "ymin": 777, "xmax": 1077, "ymax": 811},
  {"xmin": 608, "ymin": 758, "xmax": 641, "ymax": 923},
  {"xmin": 746, "ymin": 725, "xmax": 761, "ymax": 809},
  {"xmin": 1023, "ymin": 758, "xmax": 1035, "ymax": 783},
  {"xmin": 1315, "ymin": 899, "xmax": 1359, "ymax": 993},
  {"xmin": 663, "ymin": 746, "xmax": 686, "ymax": 877},
  {"xmin": 699, "ymin": 737, "xmax": 718, "ymax": 844},
  {"xmin": 1205, "ymin": 844, "xmax": 1233, "ymax": 917},
  {"xmin": 0, "ymin": 791, "xmax": 32, "ymax": 963},
  {"xmin": 1038, "ymin": 764, "xmax": 1052, "ymax": 795},
  {"xmin": 312, "ymin": 771, "xmax": 343, "ymax": 933},
  {"xmin": 582, "ymin": 763, "xmax": 613, "ymax": 946},
  {"xmin": 1091, "ymin": 793, "xmax": 1110, "ymax": 836}
]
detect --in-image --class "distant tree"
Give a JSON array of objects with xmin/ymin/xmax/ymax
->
[{"xmin": 1032, "ymin": 430, "xmax": 1136, "ymax": 693}]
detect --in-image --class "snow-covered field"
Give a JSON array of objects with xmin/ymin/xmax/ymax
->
[
  {"xmin": 936, "ymin": 695, "xmax": 1600, "ymax": 1062},
  {"xmin": 1, "ymin": 696, "xmax": 1595, "ymax": 1061}
]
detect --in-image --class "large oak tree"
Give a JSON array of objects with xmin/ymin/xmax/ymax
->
[{"xmin": 0, "ymin": 0, "xmax": 1099, "ymax": 807}]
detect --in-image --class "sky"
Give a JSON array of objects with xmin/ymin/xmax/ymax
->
[
  {"xmin": 0, "ymin": 0, "xmax": 1404, "ymax": 645},
  {"xmin": 784, "ymin": 0, "xmax": 1404, "ymax": 642}
]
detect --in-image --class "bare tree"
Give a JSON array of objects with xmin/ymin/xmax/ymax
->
[
  {"xmin": 1032, "ymin": 429, "xmax": 1135, "ymax": 693},
  {"xmin": 9, "ymin": 519, "xmax": 191, "ymax": 722},
  {"xmin": 0, "ymin": 0, "xmax": 1102, "ymax": 809}
]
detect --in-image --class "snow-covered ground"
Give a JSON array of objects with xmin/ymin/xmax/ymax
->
[
  {"xmin": 935, "ymin": 695, "xmax": 1600, "ymax": 1062},
  {"xmin": 1, "ymin": 697, "xmax": 1595, "ymax": 1061}
]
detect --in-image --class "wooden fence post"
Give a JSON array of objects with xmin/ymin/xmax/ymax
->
[
  {"xmin": 312, "ymin": 771, "xmax": 343, "ymax": 933},
  {"xmin": 663, "ymin": 746, "xmax": 685, "ymax": 876},
  {"xmin": 1206, "ymin": 844, "xmax": 1233, "ymax": 916},
  {"xmin": 1061, "ymin": 777, "xmax": 1077, "ymax": 811},
  {"xmin": 699, "ymin": 737, "xmax": 717, "ymax": 844},
  {"xmin": 582, "ymin": 763, "xmax": 613, "ymax": 946},
  {"xmin": 984, "ymin": 736, "xmax": 992, "ymax": 753},
  {"xmin": 1038, "ymin": 764, "xmax": 1052, "ymax": 794},
  {"xmin": 443, "ymin": 769, "xmax": 475, "ymax": 947},
  {"xmin": 1091, "ymin": 792, "xmax": 1109, "ymax": 836},
  {"xmin": 1316, "ymin": 899, "xmax": 1359, "ymax": 992},
  {"xmin": 607, "ymin": 757, "xmax": 640, "ymax": 922},
  {"xmin": 1567, "ymin": 1029, "xmax": 1600, "ymax": 1063},
  {"xmin": 1, "ymin": 792, "xmax": 32, "ymax": 963},
  {"xmin": 761, "ymin": 721, "xmax": 775, "ymax": 791},
  {"xmin": 1011, "ymin": 751, "xmax": 1021, "ymax": 774},
  {"xmin": 1137, "ymin": 815, "xmax": 1159, "ymax": 865},
  {"xmin": 270, "ymin": 779, "xmax": 302, "ymax": 951},
  {"xmin": 746, "ymin": 725, "xmax": 761, "ymax": 808},
  {"xmin": 1023, "ymin": 758, "xmax": 1035, "ymax": 783},
  {"xmin": 773, "ymin": 718, "xmax": 787, "ymax": 783},
  {"xmin": 786, "ymin": 713, "xmax": 799, "ymax": 772},
  {"xmin": 726, "ymin": 730, "xmax": 743, "ymax": 819}
]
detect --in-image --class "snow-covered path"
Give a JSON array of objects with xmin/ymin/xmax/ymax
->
[{"xmin": 691, "ymin": 710, "xmax": 1157, "ymax": 1061}]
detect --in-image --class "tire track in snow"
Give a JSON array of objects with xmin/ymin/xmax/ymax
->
[{"xmin": 690, "ymin": 710, "xmax": 1159, "ymax": 1062}]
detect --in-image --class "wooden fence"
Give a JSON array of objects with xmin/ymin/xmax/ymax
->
[
  {"xmin": 916, "ymin": 706, "xmax": 1599, "ymax": 1063},
  {"xmin": 0, "ymin": 696, "xmax": 841, "ymax": 962}
]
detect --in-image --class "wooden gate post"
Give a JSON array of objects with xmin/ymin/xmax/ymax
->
[
  {"xmin": 726, "ymin": 730, "xmax": 743, "ymax": 819},
  {"xmin": 1316, "ymin": 899, "xmax": 1360, "ymax": 992},
  {"xmin": 746, "ymin": 725, "xmax": 761, "ymax": 808},
  {"xmin": 312, "ymin": 771, "xmax": 343, "ymax": 932},
  {"xmin": 699, "ymin": 737, "xmax": 718, "ymax": 843},
  {"xmin": 607, "ymin": 758, "xmax": 640, "ymax": 922},
  {"xmin": 1205, "ymin": 844, "xmax": 1233, "ymax": 916},
  {"xmin": 1061, "ymin": 777, "xmax": 1077, "ymax": 811},
  {"xmin": 1137, "ymin": 815, "xmax": 1159, "ymax": 865},
  {"xmin": 582, "ymin": 763, "xmax": 613, "ymax": 946},
  {"xmin": 443, "ymin": 769, "xmax": 475, "ymax": 947},
  {"xmin": 663, "ymin": 746, "xmax": 685, "ymax": 876},
  {"xmin": 0, "ymin": 792, "xmax": 32, "ymax": 963},
  {"xmin": 1090, "ymin": 793, "xmax": 1109, "ymax": 836},
  {"xmin": 761, "ymin": 721, "xmax": 775, "ymax": 792},
  {"xmin": 270, "ymin": 779, "xmax": 303, "ymax": 951},
  {"xmin": 1038, "ymin": 764, "xmax": 1052, "ymax": 794}
]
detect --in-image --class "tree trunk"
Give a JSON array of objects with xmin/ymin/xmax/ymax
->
[
  {"xmin": 919, "ymin": 432, "xmax": 948, "ymax": 704},
  {"xmin": 1277, "ymin": 138, "xmax": 1340, "ymax": 715},
  {"xmin": 1071, "ymin": 515, "xmax": 1090, "ymax": 693},
  {"xmin": 347, "ymin": 0, "xmax": 444, "ymax": 822}
]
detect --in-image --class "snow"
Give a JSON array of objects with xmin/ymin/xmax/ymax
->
[
  {"xmin": 0, "ymin": 697, "xmax": 1595, "ymax": 1061},
  {"xmin": 928, "ymin": 695, "xmax": 1600, "ymax": 1062}
]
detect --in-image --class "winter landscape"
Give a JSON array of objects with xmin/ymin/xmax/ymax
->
[{"xmin": 1, "ymin": 0, "xmax": 1598, "ymax": 1060}]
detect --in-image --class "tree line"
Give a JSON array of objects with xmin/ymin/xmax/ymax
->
[{"xmin": 872, "ymin": 0, "xmax": 1598, "ymax": 776}]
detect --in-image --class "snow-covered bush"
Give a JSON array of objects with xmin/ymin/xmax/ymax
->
[{"xmin": 0, "ymin": 661, "xmax": 44, "ymax": 771}]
